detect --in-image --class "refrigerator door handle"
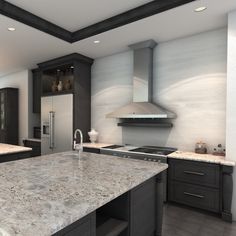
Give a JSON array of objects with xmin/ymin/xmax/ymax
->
[{"xmin": 49, "ymin": 111, "xmax": 55, "ymax": 149}]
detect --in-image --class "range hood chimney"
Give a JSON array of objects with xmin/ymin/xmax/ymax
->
[{"xmin": 106, "ymin": 39, "xmax": 176, "ymax": 121}]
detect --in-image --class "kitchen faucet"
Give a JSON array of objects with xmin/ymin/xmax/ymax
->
[{"xmin": 73, "ymin": 129, "xmax": 83, "ymax": 153}]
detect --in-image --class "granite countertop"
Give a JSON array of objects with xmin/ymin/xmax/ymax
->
[
  {"xmin": 0, "ymin": 143, "xmax": 32, "ymax": 155},
  {"xmin": 83, "ymin": 142, "xmax": 113, "ymax": 148},
  {"xmin": 0, "ymin": 151, "xmax": 167, "ymax": 236},
  {"xmin": 168, "ymin": 151, "xmax": 235, "ymax": 166}
]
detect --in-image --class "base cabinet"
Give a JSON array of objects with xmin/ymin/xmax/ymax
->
[
  {"xmin": 0, "ymin": 151, "xmax": 31, "ymax": 163},
  {"xmin": 54, "ymin": 175, "xmax": 164, "ymax": 236},
  {"xmin": 23, "ymin": 140, "xmax": 41, "ymax": 157},
  {"xmin": 130, "ymin": 178, "xmax": 156, "ymax": 236},
  {"xmin": 168, "ymin": 159, "xmax": 233, "ymax": 222},
  {"xmin": 169, "ymin": 181, "xmax": 220, "ymax": 212},
  {"xmin": 53, "ymin": 213, "xmax": 96, "ymax": 236}
]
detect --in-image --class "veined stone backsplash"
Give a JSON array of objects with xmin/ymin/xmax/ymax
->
[{"xmin": 91, "ymin": 28, "xmax": 227, "ymax": 152}]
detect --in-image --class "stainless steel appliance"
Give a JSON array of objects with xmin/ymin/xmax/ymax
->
[
  {"xmin": 41, "ymin": 94, "xmax": 73, "ymax": 155},
  {"xmin": 100, "ymin": 145, "xmax": 177, "ymax": 201},
  {"xmin": 106, "ymin": 40, "xmax": 176, "ymax": 120}
]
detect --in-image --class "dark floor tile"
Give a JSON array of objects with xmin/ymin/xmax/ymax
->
[
  {"xmin": 197, "ymin": 227, "xmax": 225, "ymax": 236},
  {"xmin": 223, "ymin": 229, "xmax": 236, "ymax": 236},
  {"xmin": 162, "ymin": 204, "xmax": 236, "ymax": 236}
]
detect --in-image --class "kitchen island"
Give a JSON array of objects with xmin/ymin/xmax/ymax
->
[{"xmin": 0, "ymin": 151, "xmax": 167, "ymax": 236}]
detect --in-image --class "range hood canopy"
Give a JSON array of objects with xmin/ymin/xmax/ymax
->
[
  {"xmin": 106, "ymin": 102, "xmax": 176, "ymax": 119},
  {"xmin": 106, "ymin": 39, "xmax": 176, "ymax": 119}
]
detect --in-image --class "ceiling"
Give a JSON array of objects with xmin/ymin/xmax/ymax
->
[
  {"xmin": 1, "ymin": 0, "xmax": 236, "ymax": 78},
  {"xmin": 6, "ymin": 0, "xmax": 152, "ymax": 31}
]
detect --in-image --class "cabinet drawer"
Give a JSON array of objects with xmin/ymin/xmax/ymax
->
[
  {"xmin": 169, "ymin": 181, "xmax": 220, "ymax": 212},
  {"xmin": 168, "ymin": 159, "xmax": 220, "ymax": 188}
]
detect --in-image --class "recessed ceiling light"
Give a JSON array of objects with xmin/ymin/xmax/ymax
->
[
  {"xmin": 194, "ymin": 6, "xmax": 207, "ymax": 12},
  {"xmin": 7, "ymin": 27, "xmax": 16, "ymax": 31},
  {"xmin": 94, "ymin": 40, "xmax": 100, "ymax": 44}
]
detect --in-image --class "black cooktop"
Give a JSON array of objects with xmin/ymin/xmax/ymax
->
[{"xmin": 130, "ymin": 146, "xmax": 177, "ymax": 155}]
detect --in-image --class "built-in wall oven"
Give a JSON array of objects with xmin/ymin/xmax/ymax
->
[{"xmin": 100, "ymin": 145, "xmax": 177, "ymax": 201}]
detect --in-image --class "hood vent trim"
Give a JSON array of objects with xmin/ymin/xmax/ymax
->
[{"xmin": 106, "ymin": 39, "xmax": 176, "ymax": 121}]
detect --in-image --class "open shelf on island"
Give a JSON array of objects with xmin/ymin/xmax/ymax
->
[{"xmin": 96, "ymin": 214, "xmax": 128, "ymax": 236}]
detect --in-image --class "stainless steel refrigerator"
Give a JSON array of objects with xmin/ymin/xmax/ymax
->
[{"xmin": 41, "ymin": 94, "xmax": 73, "ymax": 155}]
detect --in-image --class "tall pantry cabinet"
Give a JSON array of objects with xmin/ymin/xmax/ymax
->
[{"xmin": 0, "ymin": 88, "xmax": 19, "ymax": 145}]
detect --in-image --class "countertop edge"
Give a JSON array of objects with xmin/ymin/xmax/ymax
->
[{"xmin": 168, "ymin": 153, "xmax": 235, "ymax": 167}]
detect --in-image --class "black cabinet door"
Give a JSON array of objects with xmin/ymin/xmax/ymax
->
[
  {"xmin": 0, "ymin": 88, "xmax": 18, "ymax": 145},
  {"xmin": 32, "ymin": 69, "xmax": 41, "ymax": 113},
  {"xmin": 130, "ymin": 178, "xmax": 156, "ymax": 236}
]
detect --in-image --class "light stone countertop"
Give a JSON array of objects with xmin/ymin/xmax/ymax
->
[
  {"xmin": 0, "ymin": 151, "xmax": 168, "ymax": 236},
  {"xmin": 0, "ymin": 143, "xmax": 32, "ymax": 156},
  {"xmin": 83, "ymin": 142, "xmax": 113, "ymax": 148},
  {"xmin": 168, "ymin": 151, "xmax": 235, "ymax": 166}
]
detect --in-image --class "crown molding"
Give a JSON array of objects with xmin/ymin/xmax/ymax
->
[{"xmin": 0, "ymin": 0, "xmax": 196, "ymax": 43}]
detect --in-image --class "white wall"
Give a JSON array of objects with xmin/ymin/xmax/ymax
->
[
  {"xmin": 226, "ymin": 11, "xmax": 236, "ymax": 221},
  {"xmin": 91, "ymin": 28, "xmax": 227, "ymax": 152},
  {"xmin": 0, "ymin": 70, "xmax": 39, "ymax": 145}
]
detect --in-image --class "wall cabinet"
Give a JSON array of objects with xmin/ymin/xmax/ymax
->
[
  {"xmin": 0, "ymin": 88, "xmax": 18, "ymax": 145},
  {"xmin": 37, "ymin": 53, "xmax": 94, "ymax": 142}
]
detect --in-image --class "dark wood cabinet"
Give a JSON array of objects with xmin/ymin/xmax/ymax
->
[
  {"xmin": 38, "ymin": 53, "xmax": 94, "ymax": 142},
  {"xmin": 168, "ymin": 159, "xmax": 221, "ymax": 213},
  {"xmin": 32, "ymin": 69, "xmax": 41, "ymax": 113},
  {"xmin": 23, "ymin": 139, "xmax": 41, "ymax": 157},
  {"xmin": 130, "ymin": 178, "xmax": 156, "ymax": 236},
  {"xmin": 53, "ymin": 174, "xmax": 164, "ymax": 236},
  {"xmin": 53, "ymin": 213, "xmax": 96, "ymax": 236},
  {"xmin": 0, "ymin": 88, "xmax": 18, "ymax": 145},
  {"xmin": 83, "ymin": 147, "xmax": 101, "ymax": 154},
  {"xmin": 0, "ymin": 151, "xmax": 31, "ymax": 163},
  {"xmin": 168, "ymin": 159, "xmax": 233, "ymax": 221}
]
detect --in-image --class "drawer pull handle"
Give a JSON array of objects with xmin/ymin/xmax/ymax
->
[
  {"xmin": 184, "ymin": 192, "xmax": 204, "ymax": 199},
  {"xmin": 184, "ymin": 171, "xmax": 205, "ymax": 176}
]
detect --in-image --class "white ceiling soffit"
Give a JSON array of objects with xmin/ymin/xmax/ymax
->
[{"xmin": 0, "ymin": 0, "xmax": 236, "ymax": 78}]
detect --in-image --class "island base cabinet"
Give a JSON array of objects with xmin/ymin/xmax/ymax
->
[
  {"xmin": 130, "ymin": 178, "xmax": 156, "ymax": 236},
  {"xmin": 53, "ymin": 212, "xmax": 96, "ymax": 236},
  {"xmin": 53, "ymin": 175, "xmax": 164, "ymax": 236}
]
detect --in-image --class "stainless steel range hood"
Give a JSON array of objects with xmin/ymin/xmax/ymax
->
[{"xmin": 106, "ymin": 39, "xmax": 176, "ymax": 119}]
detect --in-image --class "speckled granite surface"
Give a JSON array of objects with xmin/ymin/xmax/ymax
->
[
  {"xmin": 0, "ymin": 143, "xmax": 32, "ymax": 156},
  {"xmin": 168, "ymin": 151, "xmax": 235, "ymax": 166},
  {"xmin": 0, "ymin": 151, "xmax": 167, "ymax": 236}
]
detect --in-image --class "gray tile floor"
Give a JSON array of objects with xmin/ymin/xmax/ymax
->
[{"xmin": 162, "ymin": 204, "xmax": 236, "ymax": 236}]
